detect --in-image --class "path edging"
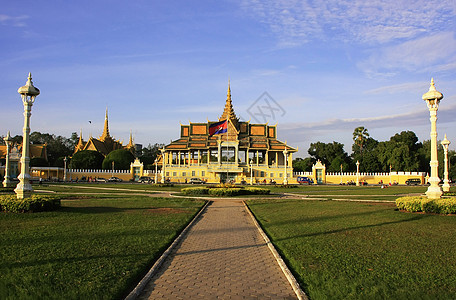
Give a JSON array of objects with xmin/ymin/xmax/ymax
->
[
  {"xmin": 243, "ymin": 201, "xmax": 308, "ymax": 300},
  {"xmin": 124, "ymin": 200, "xmax": 211, "ymax": 300}
]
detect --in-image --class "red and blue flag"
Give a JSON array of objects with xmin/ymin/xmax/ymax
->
[{"xmin": 209, "ymin": 120, "xmax": 228, "ymax": 136}]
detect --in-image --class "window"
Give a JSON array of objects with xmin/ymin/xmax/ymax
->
[
  {"xmin": 192, "ymin": 171, "xmax": 195, "ymax": 176},
  {"xmin": 173, "ymin": 172, "xmax": 176, "ymax": 176},
  {"xmin": 202, "ymin": 171, "xmax": 205, "ymax": 177},
  {"xmin": 270, "ymin": 173, "xmax": 274, "ymax": 178},
  {"xmin": 279, "ymin": 173, "xmax": 282, "ymax": 177},
  {"xmin": 166, "ymin": 172, "xmax": 169, "ymax": 176},
  {"xmin": 260, "ymin": 171, "xmax": 264, "ymax": 177},
  {"xmin": 182, "ymin": 172, "xmax": 186, "ymax": 177}
]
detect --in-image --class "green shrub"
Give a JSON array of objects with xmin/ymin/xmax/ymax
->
[
  {"xmin": 208, "ymin": 188, "xmax": 243, "ymax": 196},
  {"xmin": 70, "ymin": 150, "xmax": 104, "ymax": 169},
  {"xmin": 0, "ymin": 187, "xmax": 15, "ymax": 194},
  {"xmin": 396, "ymin": 196, "xmax": 456, "ymax": 214},
  {"xmin": 244, "ymin": 187, "xmax": 271, "ymax": 195},
  {"xmin": 102, "ymin": 149, "xmax": 135, "ymax": 170},
  {"xmin": 181, "ymin": 187, "xmax": 209, "ymax": 195},
  {"xmin": 0, "ymin": 194, "xmax": 61, "ymax": 213}
]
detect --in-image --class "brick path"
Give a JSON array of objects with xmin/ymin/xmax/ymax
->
[{"xmin": 138, "ymin": 199, "xmax": 298, "ymax": 299}]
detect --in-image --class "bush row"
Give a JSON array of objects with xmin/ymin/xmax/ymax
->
[
  {"xmin": 396, "ymin": 196, "xmax": 456, "ymax": 214},
  {"xmin": 181, "ymin": 187, "xmax": 271, "ymax": 197},
  {"xmin": 0, "ymin": 195, "xmax": 61, "ymax": 213}
]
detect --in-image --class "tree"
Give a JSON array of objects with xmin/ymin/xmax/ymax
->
[
  {"xmin": 30, "ymin": 131, "xmax": 74, "ymax": 166},
  {"xmin": 352, "ymin": 137, "xmax": 381, "ymax": 172},
  {"xmin": 70, "ymin": 150, "xmax": 104, "ymax": 169},
  {"xmin": 292, "ymin": 157, "xmax": 314, "ymax": 172},
  {"xmin": 102, "ymin": 149, "xmax": 135, "ymax": 170},
  {"xmin": 376, "ymin": 131, "xmax": 423, "ymax": 172},
  {"xmin": 353, "ymin": 127, "xmax": 369, "ymax": 154},
  {"xmin": 308, "ymin": 141, "xmax": 352, "ymax": 172},
  {"xmin": 139, "ymin": 143, "xmax": 165, "ymax": 169}
]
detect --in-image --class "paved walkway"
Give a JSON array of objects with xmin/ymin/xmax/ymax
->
[{"xmin": 138, "ymin": 199, "xmax": 298, "ymax": 299}]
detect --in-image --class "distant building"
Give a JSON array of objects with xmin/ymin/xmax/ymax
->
[
  {"xmin": 160, "ymin": 83, "xmax": 297, "ymax": 184},
  {"xmin": 0, "ymin": 143, "xmax": 47, "ymax": 179},
  {"xmin": 74, "ymin": 108, "xmax": 135, "ymax": 156}
]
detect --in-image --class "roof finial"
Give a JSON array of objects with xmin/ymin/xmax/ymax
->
[
  {"xmin": 100, "ymin": 107, "xmax": 111, "ymax": 141},
  {"xmin": 220, "ymin": 80, "xmax": 238, "ymax": 123}
]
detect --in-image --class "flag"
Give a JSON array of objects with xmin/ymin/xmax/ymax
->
[{"xmin": 209, "ymin": 120, "xmax": 228, "ymax": 136}]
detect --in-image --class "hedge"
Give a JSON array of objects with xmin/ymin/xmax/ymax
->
[
  {"xmin": 396, "ymin": 196, "xmax": 456, "ymax": 214},
  {"xmin": 0, "ymin": 194, "xmax": 61, "ymax": 213},
  {"xmin": 181, "ymin": 187, "xmax": 270, "ymax": 197}
]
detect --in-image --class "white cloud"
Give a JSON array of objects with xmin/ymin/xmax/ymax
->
[
  {"xmin": 358, "ymin": 32, "xmax": 456, "ymax": 76},
  {"xmin": 0, "ymin": 14, "xmax": 28, "ymax": 27},
  {"xmin": 240, "ymin": 0, "xmax": 456, "ymax": 46}
]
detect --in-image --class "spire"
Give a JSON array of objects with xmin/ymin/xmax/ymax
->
[
  {"xmin": 100, "ymin": 107, "xmax": 111, "ymax": 141},
  {"xmin": 126, "ymin": 130, "xmax": 134, "ymax": 149},
  {"xmin": 220, "ymin": 80, "xmax": 238, "ymax": 122},
  {"xmin": 74, "ymin": 129, "xmax": 85, "ymax": 153}
]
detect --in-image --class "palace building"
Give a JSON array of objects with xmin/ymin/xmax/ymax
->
[
  {"xmin": 160, "ymin": 83, "xmax": 297, "ymax": 184},
  {"xmin": 74, "ymin": 108, "xmax": 135, "ymax": 156}
]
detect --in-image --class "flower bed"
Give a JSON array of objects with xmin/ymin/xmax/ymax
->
[{"xmin": 181, "ymin": 186, "xmax": 270, "ymax": 196}]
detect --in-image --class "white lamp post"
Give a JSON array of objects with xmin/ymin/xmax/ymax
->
[
  {"xmin": 283, "ymin": 147, "xmax": 288, "ymax": 185},
  {"xmin": 441, "ymin": 134, "xmax": 451, "ymax": 192},
  {"xmin": 356, "ymin": 160, "xmax": 360, "ymax": 186},
  {"xmin": 3, "ymin": 131, "xmax": 13, "ymax": 187},
  {"xmin": 340, "ymin": 164, "xmax": 343, "ymax": 185},
  {"xmin": 63, "ymin": 157, "xmax": 67, "ymax": 182},
  {"xmin": 423, "ymin": 78, "xmax": 443, "ymax": 199},
  {"xmin": 15, "ymin": 73, "xmax": 40, "ymax": 199},
  {"xmin": 389, "ymin": 164, "xmax": 392, "ymax": 185},
  {"xmin": 161, "ymin": 147, "xmax": 165, "ymax": 183},
  {"xmin": 250, "ymin": 159, "xmax": 253, "ymax": 185},
  {"xmin": 154, "ymin": 158, "xmax": 158, "ymax": 184}
]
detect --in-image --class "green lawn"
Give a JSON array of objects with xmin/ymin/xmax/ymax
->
[
  {"xmin": 247, "ymin": 198, "xmax": 456, "ymax": 300},
  {"xmin": 0, "ymin": 194, "xmax": 205, "ymax": 300}
]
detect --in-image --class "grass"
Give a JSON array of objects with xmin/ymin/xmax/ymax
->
[
  {"xmin": 0, "ymin": 194, "xmax": 205, "ymax": 300},
  {"xmin": 247, "ymin": 198, "xmax": 456, "ymax": 299}
]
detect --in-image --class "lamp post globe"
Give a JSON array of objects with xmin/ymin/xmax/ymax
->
[
  {"xmin": 15, "ymin": 73, "xmax": 40, "ymax": 199},
  {"xmin": 441, "ymin": 134, "xmax": 451, "ymax": 192},
  {"xmin": 423, "ymin": 78, "xmax": 443, "ymax": 199}
]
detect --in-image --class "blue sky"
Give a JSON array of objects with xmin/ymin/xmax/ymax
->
[{"xmin": 1, "ymin": 0, "xmax": 455, "ymax": 157}]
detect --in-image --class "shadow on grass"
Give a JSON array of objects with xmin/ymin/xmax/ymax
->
[{"xmin": 274, "ymin": 213, "xmax": 430, "ymax": 242}]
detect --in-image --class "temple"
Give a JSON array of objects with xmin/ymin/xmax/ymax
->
[
  {"xmin": 160, "ymin": 83, "xmax": 297, "ymax": 184},
  {"xmin": 74, "ymin": 108, "xmax": 135, "ymax": 156}
]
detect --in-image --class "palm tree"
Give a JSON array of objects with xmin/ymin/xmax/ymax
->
[{"xmin": 353, "ymin": 127, "xmax": 369, "ymax": 154}]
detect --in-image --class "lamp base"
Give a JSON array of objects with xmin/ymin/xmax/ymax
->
[{"xmin": 425, "ymin": 185, "xmax": 443, "ymax": 199}]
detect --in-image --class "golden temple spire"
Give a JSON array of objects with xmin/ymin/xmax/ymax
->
[
  {"xmin": 220, "ymin": 80, "xmax": 238, "ymax": 122},
  {"xmin": 100, "ymin": 107, "xmax": 111, "ymax": 142},
  {"xmin": 74, "ymin": 129, "xmax": 85, "ymax": 153}
]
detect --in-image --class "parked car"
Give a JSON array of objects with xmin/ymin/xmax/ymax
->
[
  {"xmin": 138, "ymin": 176, "xmax": 154, "ymax": 183},
  {"xmin": 189, "ymin": 178, "xmax": 205, "ymax": 184},
  {"xmin": 297, "ymin": 176, "xmax": 314, "ymax": 185},
  {"xmin": 405, "ymin": 178, "xmax": 421, "ymax": 185},
  {"xmin": 95, "ymin": 177, "xmax": 107, "ymax": 183},
  {"xmin": 108, "ymin": 177, "xmax": 123, "ymax": 182}
]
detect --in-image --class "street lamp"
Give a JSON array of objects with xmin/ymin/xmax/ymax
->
[
  {"xmin": 250, "ymin": 159, "xmax": 253, "ymax": 185},
  {"xmin": 356, "ymin": 160, "xmax": 360, "ymax": 186},
  {"xmin": 63, "ymin": 157, "xmax": 67, "ymax": 182},
  {"xmin": 423, "ymin": 78, "xmax": 443, "ymax": 199},
  {"xmin": 160, "ymin": 147, "xmax": 165, "ymax": 183},
  {"xmin": 154, "ymin": 158, "xmax": 158, "ymax": 184},
  {"xmin": 15, "ymin": 73, "xmax": 40, "ymax": 199},
  {"xmin": 340, "ymin": 164, "xmax": 343, "ymax": 185},
  {"xmin": 283, "ymin": 147, "xmax": 288, "ymax": 185},
  {"xmin": 389, "ymin": 164, "xmax": 392, "ymax": 185},
  {"xmin": 441, "ymin": 134, "xmax": 451, "ymax": 192},
  {"xmin": 3, "ymin": 131, "xmax": 13, "ymax": 187}
]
